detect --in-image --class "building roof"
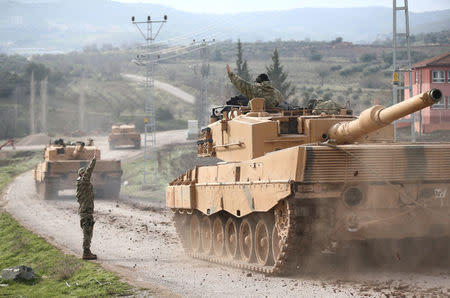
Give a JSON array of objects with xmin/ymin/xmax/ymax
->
[{"xmin": 413, "ymin": 51, "xmax": 450, "ymax": 68}]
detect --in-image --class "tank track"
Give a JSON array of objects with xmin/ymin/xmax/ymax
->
[{"xmin": 173, "ymin": 198, "xmax": 315, "ymax": 275}]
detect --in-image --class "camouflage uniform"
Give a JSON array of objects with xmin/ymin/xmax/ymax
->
[
  {"xmin": 228, "ymin": 72, "xmax": 283, "ymax": 110},
  {"xmin": 76, "ymin": 157, "xmax": 96, "ymax": 256},
  {"xmin": 313, "ymin": 99, "xmax": 344, "ymax": 115}
]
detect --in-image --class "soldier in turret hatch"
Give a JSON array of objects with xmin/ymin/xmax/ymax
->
[
  {"xmin": 226, "ymin": 64, "xmax": 283, "ymax": 110},
  {"xmin": 76, "ymin": 155, "xmax": 97, "ymax": 260}
]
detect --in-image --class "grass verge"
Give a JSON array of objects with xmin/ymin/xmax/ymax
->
[
  {"xmin": 0, "ymin": 149, "xmax": 134, "ymax": 297},
  {"xmin": 0, "ymin": 212, "xmax": 133, "ymax": 297},
  {"xmin": 0, "ymin": 150, "xmax": 42, "ymax": 191}
]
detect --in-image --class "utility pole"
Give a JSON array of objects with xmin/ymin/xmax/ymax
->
[
  {"xmin": 198, "ymin": 39, "xmax": 210, "ymax": 128},
  {"xmin": 79, "ymin": 86, "xmax": 85, "ymax": 131},
  {"xmin": 132, "ymin": 15, "xmax": 167, "ymax": 186},
  {"xmin": 392, "ymin": 0, "xmax": 415, "ymax": 141},
  {"xmin": 29, "ymin": 71, "xmax": 36, "ymax": 135},
  {"xmin": 40, "ymin": 76, "xmax": 48, "ymax": 133}
]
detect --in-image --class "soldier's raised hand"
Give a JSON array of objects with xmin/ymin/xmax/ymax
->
[{"xmin": 226, "ymin": 64, "xmax": 231, "ymax": 74}]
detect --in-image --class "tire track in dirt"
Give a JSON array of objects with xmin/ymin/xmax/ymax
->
[{"xmin": 2, "ymin": 130, "xmax": 450, "ymax": 297}]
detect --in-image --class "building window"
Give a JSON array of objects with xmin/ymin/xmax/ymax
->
[
  {"xmin": 415, "ymin": 71, "xmax": 418, "ymax": 84},
  {"xmin": 433, "ymin": 96, "xmax": 446, "ymax": 109},
  {"xmin": 448, "ymin": 71, "xmax": 450, "ymax": 83},
  {"xmin": 432, "ymin": 70, "xmax": 445, "ymax": 83}
]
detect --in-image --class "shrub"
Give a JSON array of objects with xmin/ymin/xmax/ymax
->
[
  {"xmin": 323, "ymin": 92, "xmax": 333, "ymax": 100},
  {"xmin": 359, "ymin": 77, "xmax": 388, "ymax": 89},
  {"xmin": 330, "ymin": 65, "xmax": 342, "ymax": 72},
  {"xmin": 50, "ymin": 256, "xmax": 81, "ymax": 281},
  {"xmin": 360, "ymin": 53, "xmax": 377, "ymax": 62}
]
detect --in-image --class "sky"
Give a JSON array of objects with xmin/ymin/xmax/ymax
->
[{"xmin": 113, "ymin": 0, "xmax": 450, "ymax": 13}]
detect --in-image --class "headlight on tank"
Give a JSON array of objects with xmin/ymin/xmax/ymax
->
[{"xmin": 342, "ymin": 186, "xmax": 365, "ymax": 207}]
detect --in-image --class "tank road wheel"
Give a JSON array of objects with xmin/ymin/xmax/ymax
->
[
  {"xmin": 201, "ymin": 216, "xmax": 213, "ymax": 254},
  {"xmin": 212, "ymin": 216, "xmax": 225, "ymax": 257},
  {"xmin": 255, "ymin": 218, "xmax": 273, "ymax": 266},
  {"xmin": 272, "ymin": 200, "xmax": 289, "ymax": 263},
  {"xmin": 225, "ymin": 217, "xmax": 239, "ymax": 259},
  {"xmin": 189, "ymin": 214, "xmax": 202, "ymax": 252},
  {"xmin": 271, "ymin": 225, "xmax": 282, "ymax": 262},
  {"xmin": 239, "ymin": 218, "xmax": 255, "ymax": 263}
]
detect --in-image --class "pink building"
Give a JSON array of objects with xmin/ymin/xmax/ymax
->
[{"xmin": 404, "ymin": 51, "xmax": 450, "ymax": 133}]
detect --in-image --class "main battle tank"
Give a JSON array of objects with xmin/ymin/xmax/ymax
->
[
  {"xmin": 34, "ymin": 139, "xmax": 122, "ymax": 199},
  {"xmin": 108, "ymin": 124, "xmax": 141, "ymax": 150},
  {"xmin": 167, "ymin": 89, "xmax": 450, "ymax": 274}
]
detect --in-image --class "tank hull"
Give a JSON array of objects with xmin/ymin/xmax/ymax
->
[
  {"xmin": 108, "ymin": 133, "xmax": 141, "ymax": 149},
  {"xmin": 34, "ymin": 160, "xmax": 122, "ymax": 199},
  {"xmin": 167, "ymin": 143, "xmax": 450, "ymax": 273}
]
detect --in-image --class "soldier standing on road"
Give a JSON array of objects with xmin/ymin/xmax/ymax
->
[
  {"xmin": 226, "ymin": 64, "xmax": 283, "ymax": 110},
  {"xmin": 77, "ymin": 155, "xmax": 97, "ymax": 260}
]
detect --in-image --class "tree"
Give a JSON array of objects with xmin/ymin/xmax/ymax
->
[
  {"xmin": 309, "ymin": 48, "xmax": 322, "ymax": 61},
  {"xmin": 360, "ymin": 53, "xmax": 377, "ymax": 62},
  {"xmin": 213, "ymin": 49, "xmax": 223, "ymax": 61},
  {"xmin": 316, "ymin": 65, "xmax": 331, "ymax": 86},
  {"xmin": 25, "ymin": 62, "xmax": 50, "ymax": 82},
  {"xmin": 235, "ymin": 39, "xmax": 251, "ymax": 81},
  {"xmin": 266, "ymin": 48, "xmax": 295, "ymax": 100}
]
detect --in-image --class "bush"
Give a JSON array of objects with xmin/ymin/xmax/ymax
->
[
  {"xmin": 359, "ymin": 76, "xmax": 388, "ymax": 89},
  {"xmin": 330, "ymin": 65, "xmax": 342, "ymax": 72},
  {"xmin": 360, "ymin": 53, "xmax": 377, "ymax": 62},
  {"xmin": 310, "ymin": 53, "xmax": 322, "ymax": 61},
  {"xmin": 363, "ymin": 65, "xmax": 383, "ymax": 75},
  {"xmin": 339, "ymin": 64, "xmax": 365, "ymax": 76},
  {"xmin": 50, "ymin": 256, "xmax": 81, "ymax": 281},
  {"xmin": 323, "ymin": 92, "xmax": 333, "ymax": 100}
]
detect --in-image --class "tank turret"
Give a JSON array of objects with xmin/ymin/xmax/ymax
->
[
  {"xmin": 328, "ymin": 89, "xmax": 442, "ymax": 144},
  {"xmin": 197, "ymin": 90, "xmax": 442, "ymax": 162}
]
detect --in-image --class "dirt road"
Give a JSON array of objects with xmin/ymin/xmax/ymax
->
[
  {"xmin": 2, "ymin": 130, "xmax": 449, "ymax": 297},
  {"xmin": 122, "ymin": 74, "xmax": 195, "ymax": 104}
]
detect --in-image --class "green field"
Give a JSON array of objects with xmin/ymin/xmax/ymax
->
[
  {"xmin": 0, "ymin": 150, "xmax": 41, "ymax": 192},
  {"xmin": 0, "ymin": 212, "xmax": 134, "ymax": 297}
]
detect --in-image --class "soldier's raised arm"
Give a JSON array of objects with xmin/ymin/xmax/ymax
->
[
  {"xmin": 226, "ymin": 65, "xmax": 258, "ymax": 101},
  {"xmin": 84, "ymin": 156, "xmax": 96, "ymax": 181}
]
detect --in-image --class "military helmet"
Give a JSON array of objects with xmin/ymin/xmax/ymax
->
[{"xmin": 78, "ymin": 167, "xmax": 86, "ymax": 176}]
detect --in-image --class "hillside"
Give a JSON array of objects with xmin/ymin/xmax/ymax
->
[
  {"xmin": 1, "ymin": 0, "xmax": 450, "ymax": 53},
  {"xmin": 1, "ymin": 36, "xmax": 448, "ymax": 139}
]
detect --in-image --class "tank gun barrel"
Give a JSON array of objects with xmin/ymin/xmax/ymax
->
[{"xmin": 328, "ymin": 89, "xmax": 442, "ymax": 144}]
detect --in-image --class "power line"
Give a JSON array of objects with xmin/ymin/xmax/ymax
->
[{"xmin": 131, "ymin": 14, "xmax": 167, "ymax": 186}]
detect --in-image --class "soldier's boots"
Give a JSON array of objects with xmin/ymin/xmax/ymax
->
[{"xmin": 82, "ymin": 249, "xmax": 97, "ymax": 260}]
